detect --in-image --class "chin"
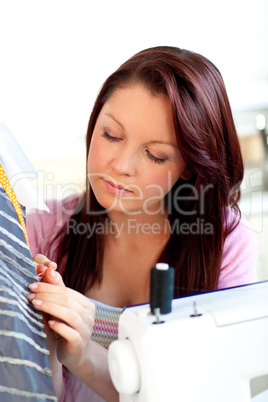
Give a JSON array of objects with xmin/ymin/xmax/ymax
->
[{"xmin": 97, "ymin": 197, "xmax": 142, "ymax": 216}]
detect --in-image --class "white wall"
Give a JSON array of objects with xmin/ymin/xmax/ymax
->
[
  {"xmin": 0, "ymin": 0, "xmax": 267, "ymax": 159},
  {"xmin": 1, "ymin": 3, "xmax": 268, "ymax": 283}
]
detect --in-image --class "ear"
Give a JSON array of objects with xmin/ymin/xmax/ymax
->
[{"xmin": 181, "ymin": 167, "xmax": 192, "ymax": 180}]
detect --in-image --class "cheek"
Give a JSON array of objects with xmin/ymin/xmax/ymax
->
[
  {"xmin": 87, "ymin": 138, "xmax": 106, "ymax": 173},
  {"xmin": 142, "ymin": 168, "xmax": 180, "ymax": 198},
  {"xmin": 169, "ymin": 166, "xmax": 185, "ymax": 187}
]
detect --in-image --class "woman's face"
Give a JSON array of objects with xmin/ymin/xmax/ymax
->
[{"xmin": 88, "ymin": 83, "xmax": 188, "ymax": 216}]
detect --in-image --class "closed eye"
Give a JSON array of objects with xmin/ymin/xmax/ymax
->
[
  {"xmin": 101, "ymin": 131, "xmax": 121, "ymax": 142},
  {"xmin": 146, "ymin": 151, "xmax": 167, "ymax": 165}
]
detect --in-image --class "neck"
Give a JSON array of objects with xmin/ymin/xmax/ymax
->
[{"xmin": 106, "ymin": 210, "xmax": 170, "ymax": 240}]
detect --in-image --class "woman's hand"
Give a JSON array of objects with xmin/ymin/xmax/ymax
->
[
  {"xmin": 33, "ymin": 253, "xmax": 58, "ymax": 279},
  {"xmin": 30, "ymin": 254, "xmax": 65, "ymax": 398},
  {"xmin": 29, "ymin": 254, "xmax": 118, "ymax": 401},
  {"xmin": 27, "ymin": 275, "xmax": 96, "ymax": 372}
]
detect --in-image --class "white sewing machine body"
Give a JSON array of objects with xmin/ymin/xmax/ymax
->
[{"xmin": 108, "ymin": 281, "xmax": 268, "ymax": 402}]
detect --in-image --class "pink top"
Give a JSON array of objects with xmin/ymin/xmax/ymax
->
[
  {"xmin": 26, "ymin": 195, "xmax": 258, "ymax": 401},
  {"xmin": 27, "ymin": 194, "xmax": 258, "ymax": 290}
]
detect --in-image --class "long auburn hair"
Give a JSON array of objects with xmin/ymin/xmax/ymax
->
[{"xmin": 52, "ymin": 46, "xmax": 243, "ymax": 297}]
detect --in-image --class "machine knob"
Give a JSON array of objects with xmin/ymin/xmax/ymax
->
[{"xmin": 108, "ymin": 338, "xmax": 141, "ymax": 395}]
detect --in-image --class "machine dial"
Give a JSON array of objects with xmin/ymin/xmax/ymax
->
[{"xmin": 108, "ymin": 338, "xmax": 141, "ymax": 395}]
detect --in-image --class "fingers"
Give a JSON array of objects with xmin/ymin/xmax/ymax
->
[
  {"xmin": 34, "ymin": 254, "xmax": 57, "ymax": 269},
  {"xmin": 33, "ymin": 254, "xmax": 57, "ymax": 279},
  {"xmin": 27, "ymin": 292, "xmax": 95, "ymax": 344},
  {"xmin": 29, "ymin": 289, "xmax": 95, "ymax": 315},
  {"xmin": 43, "ymin": 268, "xmax": 65, "ymax": 286},
  {"xmin": 48, "ymin": 319, "xmax": 82, "ymax": 345},
  {"xmin": 28, "ymin": 281, "xmax": 93, "ymax": 309},
  {"xmin": 34, "ymin": 253, "xmax": 52, "ymax": 265},
  {"xmin": 31, "ymin": 297, "xmax": 94, "ymax": 328}
]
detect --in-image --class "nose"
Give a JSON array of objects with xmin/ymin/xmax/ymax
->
[{"xmin": 111, "ymin": 146, "xmax": 137, "ymax": 177}]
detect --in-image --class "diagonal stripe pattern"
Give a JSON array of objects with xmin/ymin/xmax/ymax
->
[{"xmin": 0, "ymin": 182, "xmax": 56, "ymax": 401}]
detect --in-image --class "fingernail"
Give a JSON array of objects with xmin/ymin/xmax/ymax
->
[
  {"xmin": 32, "ymin": 299, "xmax": 42, "ymax": 306},
  {"xmin": 50, "ymin": 269, "xmax": 56, "ymax": 278},
  {"xmin": 29, "ymin": 283, "xmax": 38, "ymax": 290},
  {"xmin": 27, "ymin": 293, "xmax": 35, "ymax": 301}
]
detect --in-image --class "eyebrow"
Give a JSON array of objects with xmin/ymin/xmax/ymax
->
[
  {"xmin": 105, "ymin": 113, "xmax": 126, "ymax": 131},
  {"xmin": 148, "ymin": 140, "xmax": 177, "ymax": 147},
  {"xmin": 105, "ymin": 112, "xmax": 177, "ymax": 148}
]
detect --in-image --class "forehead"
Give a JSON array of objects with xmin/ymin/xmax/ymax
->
[
  {"xmin": 99, "ymin": 84, "xmax": 177, "ymax": 144},
  {"xmin": 104, "ymin": 83, "xmax": 167, "ymax": 109}
]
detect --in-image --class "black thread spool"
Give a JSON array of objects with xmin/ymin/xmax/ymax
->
[{"xmin": 150, "ymin": 263, "xmax": 175, "ymax": 315}]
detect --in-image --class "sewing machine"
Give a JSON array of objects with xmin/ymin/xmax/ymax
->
[{"xmin": 108, "ymin": 281, "xmax": 268, "ymax": 402}]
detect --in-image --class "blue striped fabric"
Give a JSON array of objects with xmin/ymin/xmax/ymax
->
[{"xmin": 0, "ymin": 187, "xmax": 56, "ymax": 401}]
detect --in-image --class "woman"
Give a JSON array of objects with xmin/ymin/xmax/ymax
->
[{"xmin": 26, "ymin": 46, "xmax": 257, "ymax": 401}]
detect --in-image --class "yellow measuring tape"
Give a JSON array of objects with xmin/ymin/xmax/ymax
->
[{"xmin": 0, "ymin": 162, "xmax": 29, "ymax": 246}]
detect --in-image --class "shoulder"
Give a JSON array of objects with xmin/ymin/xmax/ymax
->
[
  {"xmin": 218, "ymin": 208, "xmax": 258, "ymax": 289},
  {"xmin": 26, "ymin": 193, "xmax": 83, "ymax": 257}
]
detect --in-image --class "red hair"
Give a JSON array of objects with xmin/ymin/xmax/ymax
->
[{"xmin": 55, "ymin": 46, "xmax": 243, "ymax": 296}]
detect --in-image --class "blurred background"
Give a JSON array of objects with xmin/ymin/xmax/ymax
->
[{"xmin": 0, "ymin": 0, "xmax": 267, "ymax": 281}]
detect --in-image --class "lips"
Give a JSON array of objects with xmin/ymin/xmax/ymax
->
[
  {"xmin": 108, "ymin": 181, "xmax": 126, "ymax": 190},
  {"xmin": 103, "ymin": 179, "xmax": 133, "ymax": 195}
]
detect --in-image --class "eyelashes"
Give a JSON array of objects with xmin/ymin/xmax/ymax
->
[
  {"xmin": 101, "ymin": 131, "xmax": 121, "ymax": 142},
  {"xmin": 101, "ymin": 131, "xmax": 168, "ymax": 165},
  {"xmin": 146, "ymin": 151, "xmax": 167, "ymax": 165}
]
